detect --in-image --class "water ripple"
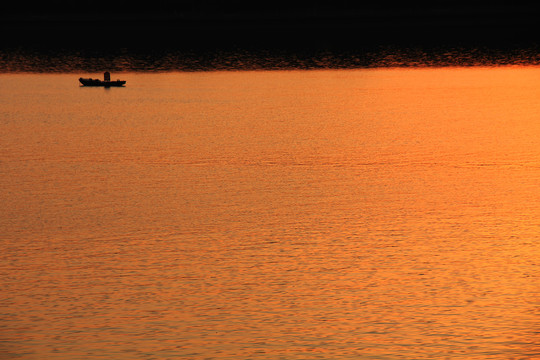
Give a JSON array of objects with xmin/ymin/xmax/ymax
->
[{"xmin": 2, "ymin": 46, "xmax": 540, "ymax": 72}]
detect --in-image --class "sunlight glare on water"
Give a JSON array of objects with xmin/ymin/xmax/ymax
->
[{"xmin": 1, "ymin": 68, "xmax": 540, "ymax": 359}]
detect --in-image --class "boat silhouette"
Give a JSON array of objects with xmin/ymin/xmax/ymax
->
[{"xmin": 79, "ymin": 72, "xmax": 126, "ymax": 87}]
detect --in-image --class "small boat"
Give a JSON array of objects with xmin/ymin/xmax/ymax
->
[
  {"xmin": 79, "ymin": 72, "xmax": 126, "ymax": 87},
  {"xmin": 79, "ymin": 78, "xmax": 126, "ymax": 87}
]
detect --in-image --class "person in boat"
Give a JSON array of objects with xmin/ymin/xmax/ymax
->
[{"xmin": 79, "ymin": 72, "xmax": 125, "ymax": 86}]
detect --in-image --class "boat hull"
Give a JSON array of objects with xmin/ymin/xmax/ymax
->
[{"xmin": 79, "ymin": 78, "xmax": 126, "ymax": 87}]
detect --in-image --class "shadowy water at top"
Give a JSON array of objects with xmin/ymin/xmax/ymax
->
[
  {"xmin": 3, "ymin": 3, "xmax": 540, "ymax": 72},
  {"xmin": 3, "ymin": 46, "xmax": 540, "ymax": 72}
]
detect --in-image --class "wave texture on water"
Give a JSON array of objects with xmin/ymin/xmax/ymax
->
[
  {"xmin": 3, "ymin": 46, "xmax": 540, "ymax": 72},
  {"xmin": 1, "ymin": 69, "xmax": 540, "ymax": 359}
]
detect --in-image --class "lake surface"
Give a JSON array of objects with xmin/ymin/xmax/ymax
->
[
  {"xmin": 3, "ymin": 46, "xmax": 540, "ymax": 72},
  {"xmin": 1, "ymin": 68, "xmax": 540, "ymax": 359}
]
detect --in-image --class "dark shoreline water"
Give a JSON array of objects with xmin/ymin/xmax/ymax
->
[
  {"xmin": 3, "ymin": 45, "xmax": 540, "ymax": 72},
  {"xmin": 4, "ymin": 6, "xmax": 540, "ymax": 72}
]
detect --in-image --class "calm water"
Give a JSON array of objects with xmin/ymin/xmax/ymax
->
[{"xmin": 1, "ymin": 68, "xmax": 540, "ymax": 359}]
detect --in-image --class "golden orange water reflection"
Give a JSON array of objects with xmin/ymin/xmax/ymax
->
[{"xmin": 1, "ymin": 68, "xmax": 539, "ymax": 358}]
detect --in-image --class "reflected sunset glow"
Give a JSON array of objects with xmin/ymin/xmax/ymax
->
[{"xmin": 1, "ymin": 67, "xmax": 539, "ymax": 358}]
